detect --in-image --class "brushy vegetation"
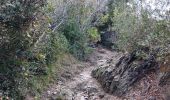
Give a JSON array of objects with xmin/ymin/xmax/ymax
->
[
  {"xmin": 95, "ymin": 0, "xmax": 169, "ymax": 54},
  {"xmin": 0, "ymin": 0, "xmax": 48, "ymax": 99},
  {"xmin": 0, "ymin": 0, "xmax": 101, "ymax": 99},
  {"xmin": 0, "ymin": 0, "xmax": 169, "ymax": 99}
]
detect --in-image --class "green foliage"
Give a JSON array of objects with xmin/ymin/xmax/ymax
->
[
  {"xmin": 0, "ymin": 0, "xmax": 46, "ymax": 30},
  {"xmin": 112, "ymin": 7, "xmax": 139, "ymax": 51},
  {"xmin": 101, "ymin": 14, "xmax": 110, "ymax": 24},
  {"xmin": 106, "ymin": 0, "xmax": 170, "ymax": 53},
  {"xmin": 88, "ymin": 27, "xmax": 100, "ymax": 42},
  {"xmin": 45, "ymin": 31, "xmax": 69, "ymax": 65},
  {"xmin": 0, "ymin": 0, "xmax": 47, "ymax": 99},
  {"xmin": 0, "ymin": 0, "xmax": 98, "ymax": 99},
  {"xmin": 57, "ymin": 1, "xmax": 94, "ymax": 60},
  {"xmin": 12, "ymin": 30, "xmax": 69, "ymax": 98},
  {"xmin": 61, "ymin": 19, "xmax": 89, "ymax": 60}
]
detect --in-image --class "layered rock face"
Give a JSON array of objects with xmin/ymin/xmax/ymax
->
[{"xmin": 92, "ymin": 49, "xmax": 158, "ymax": 96}]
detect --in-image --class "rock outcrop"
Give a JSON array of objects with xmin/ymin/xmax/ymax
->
[{"xmin": 92, "ymin": 49, "xmax": 158, "ymax": 96}]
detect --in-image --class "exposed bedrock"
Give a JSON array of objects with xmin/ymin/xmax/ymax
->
[{"xmin": 92, "ymin": 49, "xmax": 158, "ymax": 96}]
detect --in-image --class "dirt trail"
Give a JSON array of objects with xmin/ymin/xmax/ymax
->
[
  {"xmin": 41, "ymin": 48, "xmax": 122, "ymax": 100},
  {"xmin": 40, "ymin": 47, "xmax": 167, "ymax": 100}
]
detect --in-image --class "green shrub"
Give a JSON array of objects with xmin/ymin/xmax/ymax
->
[
  {"xmin": 57, "ymin": 1, "xmax": 94, "ymax": 60},
  {"xmin": 106, "ymin": 0, "xmax": 170, "ymax": 53},
  {"xmin": 0, "ymin": 0, "xmax": 47, "ymax": 98},
  {"xmin": 0, "ymin": 0, "xmax": 100, "ymax": 98},
  {"xmin": 61, "ymin": 19, "xmax": 89, "ymax": 60},
  {"xmin": 88, "ymin": 27, "xmax": 100, "ymax": 43},
  {"xmin": 44, "ymin": 31, "xmax": 69, "ymax": 65}
]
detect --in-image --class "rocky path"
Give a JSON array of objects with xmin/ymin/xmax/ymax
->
[
  {"xmin": 41, "ymin": 48, "xmax": 122, "ymax": 100},
  {"xmin": 40, "ymin": 47, "xmax": 167, "ymax": 100}
]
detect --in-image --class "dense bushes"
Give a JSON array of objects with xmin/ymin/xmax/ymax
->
[
  {"xmin": 87, "ymin": 27, "xmax": 100, "ymax": 43},
  {"xmin": 55, "ymin": 0, "xmax": 96, "ymax": 60},
  {"xmin": 0, "ymin": 0, "xmax": 99, "ymax": 99},
  {"xmin": 0, "ymin": 0, "xmax": 48, "ymax": 99},
  {"xmin": 97, "ymin": 0, "xmax": 170, "ymax": 54},
  {"xmin": 0, "ymin": 0, "xmax": 68, "ymax": 99},
  {"xmin": 2, "ymin": 0, "xmax": 169, "ymax": 99},
  {"xmin": 60, "ymin": 19, "xmax": 88, "ymax": 59},
  {"xmin": 91, "ymin": 0, "xmax": 169, "ymax": 64}
]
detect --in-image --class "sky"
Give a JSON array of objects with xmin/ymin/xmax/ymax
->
[
  {"xmin": 144, "ymin": 0, "xmax": 170, "ymax": 19},
  {"xmin": 129, "ymin": 0, "xmax": 170, "ymax": 19},
  {"xmin": 145, "ymin": 0, "xmax": 170, "ymax": 11}
]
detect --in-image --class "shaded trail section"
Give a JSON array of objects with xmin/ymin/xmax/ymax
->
[{"xmin": 41, "ymin": 48, "xmax": 122, "ymax": 100}]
